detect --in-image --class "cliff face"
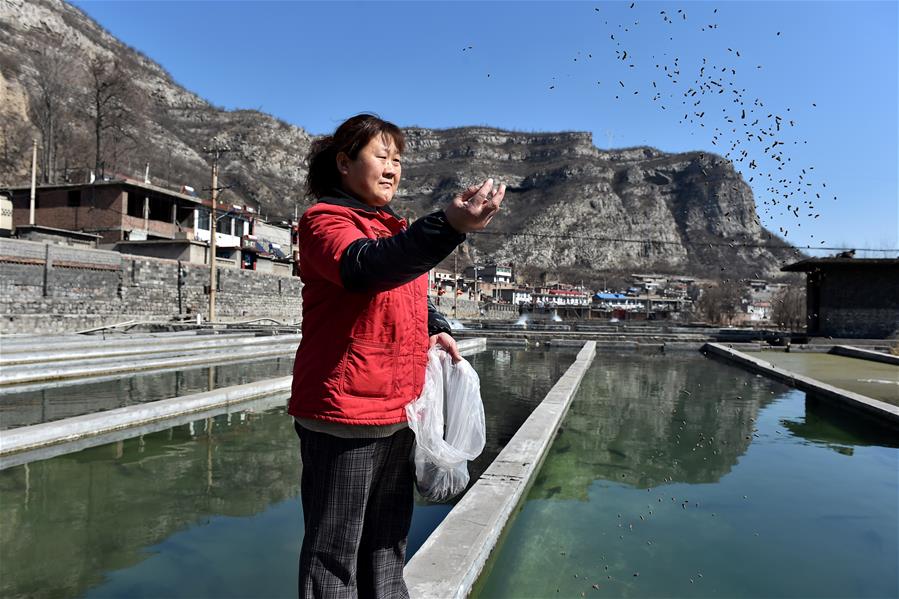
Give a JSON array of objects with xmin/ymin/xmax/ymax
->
[
  {"xmin": 396, "ymin": 131, "xmax": 793, "ymax": 278},
  {"xmin": 0, "ymin": 0, "xmax": 796, "ymax": 280}
]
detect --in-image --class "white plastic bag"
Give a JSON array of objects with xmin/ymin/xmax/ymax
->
[{"xmin": 405, "ymin": 347, "xmax": 486, "ymax": 502}]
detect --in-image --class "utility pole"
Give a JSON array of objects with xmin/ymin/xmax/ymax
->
[
  {"xmin": 474, "ymin": 263, "xmax": 479, "ymax": 318},
  {"xmin": 203, "ymin": 142, "xmax": 230, "ymax": 324},
  {"xmin": 29, "ymin": 139, "xmax": 37, "ymax": 225},
  {"xmin": 453, "ymin": 248, "xmax": 458, "ymax": 320}
]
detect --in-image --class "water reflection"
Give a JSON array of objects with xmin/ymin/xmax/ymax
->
[
  {"xmin": 0, "ymin": 348, "xmax": 576, "ymax": 598},
  {"xmin": 477, "ymin": 354, "xmax": 899, "ymax": 599},
  {"xmin": 466, "ymin": 348, "xmax": 578, "ymax": 486},
  {"xmin": 0, "ymin": 409, "xmax": 298, "ymax": 599},
  {"xmin": 0, "ymin": 357, "xmax": 295, "ymax": 429},
  {"xmin": 531, "ymin": 354, "xmax": 781, "ymax": 499},
  {"xmin": 781, "ymin": 395, "xmax": 899, "ymax": 455}
]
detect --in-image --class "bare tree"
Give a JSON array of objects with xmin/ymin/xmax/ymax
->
[
  {"xmin": 86, "ymin": 56, "xmax": 136, "ymax": 175},
  {"xmin": 696, "ymin": 280, "xmax": 748, "ymax": 325},
  {"xmin": 770, "ymin": 285, "xmax": 806, "ymax": 331},
  {"xmin": 27, "ymin": 49, "xmax": 76, "ymax": 183}
]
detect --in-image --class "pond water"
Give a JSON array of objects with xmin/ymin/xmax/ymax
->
[
  {"xmin": 0, "ymin": 348, "xmax": 575, "ymax": 599},
  {"xmin": 476, "ymin": 353, "xmax": 898, "ymax": 598},
  {"xmin": 756, "ymin": 351, "xmax": 898, "ymax": 405},
  {"xmin": 0, "ymin": 356, "xmax": 297, "ymax": 430}
]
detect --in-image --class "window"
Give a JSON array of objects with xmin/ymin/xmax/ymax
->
[
  {"xmin": 67, "ymin": 189, "xmax": 81, "ymax": 207},
  {"xmin": 197, "ymin": 209, "xmax": 210, "ymax": 231},
  {"xmin": 147, "ymin": 194, "xmax": 171, "ymax": 221},
  {"xmin": 126, "ymin": 195, "xmax": 144, "ymax": 218},
  {"xmin": 216, "ymin": 215, "xmax": 231, "ymax": 235}
]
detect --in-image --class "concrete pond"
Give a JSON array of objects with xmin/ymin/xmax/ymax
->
[
  {"xmin": 755, "ymin": 350, "xmax": 898, "ymax": 406},
  {"xmin": 1, "ymin": 332, "xmax": 896, "ymax": 599},
  {"xmin": 474, "ymin": 352, "xmax": 897, "ymax": 598},
  {"xmin": 0, "ymin": 347, "xmax": 576, "ymax": 599}
]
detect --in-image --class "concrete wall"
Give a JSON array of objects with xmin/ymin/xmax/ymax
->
[
  {"xmin": 809, "ymin": 268, "xmax": 899, "ymax": 339},
  {"xmin": 0, "ymin": 238, "xmax": 303, "ymax": 334},
  {"xmin": 115, "ymin": 242, "xmax": 196, "ymax": 262},
  {"xmin": 427, "ymin": 295, "xmax": 516, "ymax": 320},
  {"xmin": 16, "ymin": 229, "xmax": 98, "ymax": 248},
  {"xmin": 0, "ymin": 238, "xmax": 516, "ymax": 334}
]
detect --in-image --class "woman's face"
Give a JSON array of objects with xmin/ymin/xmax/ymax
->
[{"xmin": 337, "ymin": 134, "xmax": 402, "ymax": 207}]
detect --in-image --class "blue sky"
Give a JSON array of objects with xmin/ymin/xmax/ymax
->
[{"xmin": 72, "ymin": 0, "xmax": 898, "ymax": 254}]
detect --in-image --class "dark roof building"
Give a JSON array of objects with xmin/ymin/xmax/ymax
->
[
  {"xmin": 782, "ymin": 258, "xmax": 899, "ymax": 339},
  {"xmin": 7, "ymin": 178, "xmax": 249, "ymax": 246}
]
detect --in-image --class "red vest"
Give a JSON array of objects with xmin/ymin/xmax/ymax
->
[{"xmin": 288, "ymin": 201, "xmax": 429, "ymax": 425}]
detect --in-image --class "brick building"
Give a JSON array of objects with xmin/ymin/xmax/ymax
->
[
  {"xmin": 8, "ymin": 179, "xmax": 294, "ymax": 276},
  {"xmin": 8, "ymin": 179, "xmax": 242, "ymax": 245},
  {"xmin": 782, "ymin": 258, "xmax": 899, "ymax": 339}
]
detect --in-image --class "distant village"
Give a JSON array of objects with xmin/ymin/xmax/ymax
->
[{"xmin": 0, "ymin": 175, "xmax": 797, "ymax": 326}]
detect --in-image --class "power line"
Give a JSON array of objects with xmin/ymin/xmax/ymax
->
[{"xmin": 468, "ymin": 230, "xmax": 898, "ymax": 253}]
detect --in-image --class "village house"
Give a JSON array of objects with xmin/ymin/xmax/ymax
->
[
  {"xmin": 7, "ymin": 179, "xmax": 296, "ymax": 276},
  {"xmin": 746, "ymin": 300, "xmax": 772, "ymax": 322},
  {"xmin": 493, "ymin": 287, "xmax": 533, "ymax": 306},
  {"xmin": 631, "ymin": 273, "xmax": 696, "ymax": 298},
  {"xmin": 593, "ymin": 291, "xmax": 688, "ymax": 320},
  {"xmin": 593, "ymin": 292, "xmax": 645, "ymax": 312},
  {"xmin": 532, "ymin": 285, "xmax": 592, "ymax": 308},
  {"xmin": 462, "ymin": 263, "xmax": 513, "ymax": 285}
]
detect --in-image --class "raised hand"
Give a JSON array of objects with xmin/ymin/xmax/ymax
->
[{"xmin": 444, "ymin": 178, "xmax": 505, "ymax": 233}]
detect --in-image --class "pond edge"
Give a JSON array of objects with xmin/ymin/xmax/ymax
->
[
  {"xmin": 405, "ymin": 340, "xmax": 597, "ymax": 599},
  {"xmin": 702, "ymin": 342, "xmax": 899, "ymax": 429}
]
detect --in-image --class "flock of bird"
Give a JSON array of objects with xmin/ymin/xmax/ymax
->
[{"xmin": 461, "ymin": 3, "xmax": 834, "ymax": 254}]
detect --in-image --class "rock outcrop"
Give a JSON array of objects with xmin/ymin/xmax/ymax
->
[{"xmin": 0, "ymin": 0, "xmax": 797, "ymax": 280}]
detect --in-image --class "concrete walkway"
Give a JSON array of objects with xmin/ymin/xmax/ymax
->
[
  {"xmin": 0, "ymin": 376, "xmax": 293, "ymax": 463},
  {"xmin": 405, "ymin": 341, "xmax": 597, "ymax": 599},
  {"xmin": 0, "ymin": 332, "xmax": 302, "ymax": 366},
  {"xmin": 703, "ymin": 343, "xmax": 899, "ymax": 429},
  {"xmin": 0, "ymin": 341, "xmax": 300, "ymax": 386},
  {"xmin": 831, "ymin": 345, "xmax": 899, "ymax": 366}
]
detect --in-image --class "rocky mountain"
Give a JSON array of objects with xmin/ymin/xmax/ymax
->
[{"xmin": 0, "ymin": 0, "xmax": 798, "ymax": 281}]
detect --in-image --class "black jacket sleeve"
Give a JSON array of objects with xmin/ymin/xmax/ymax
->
[
  {"xmin": 339, "ymin": 210, "xmax": 465, "ymax": 293},
  {"xmin": 427, "ymin": 297, "xmax": 453, "ymax": 337}
]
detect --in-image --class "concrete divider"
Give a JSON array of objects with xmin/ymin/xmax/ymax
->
[
  {"xmin": 0, "ymin": 329, "xmax": 201, "ymax": 352},
  {"xmin": 703, "ymin": 343, "xmax": 899, "ymax": 429},
  {"xmin": 486, "ymin": 338, "xmax": 529, "ymax": 348},
  {"xmin": 662, "ymin": 341, "xmax": 706, "ymax": 352},
  {"xmin": 831, "ymin": 345, "xmax": 899, "ymax": 366},
  {"xmin": 0, "ymin": 333, "xmax": 302, "ymax": 366},
  {"xmin": 0, "ymin": 393, "xmax": 291, "ymax": 470},
  {"xmin": 0, "ymin": 338, "xmax": 489, "ymax": 468},
  {"xmin": 0, "ymin": 343, "xmax": 300, "ymax": 386},
  {"xmin": 458, "ymin": 338, "xmax": 486, "ymax": 356},
  {"xmin": 405, "ymin": 341, "xmax": 597, "ymax": 598},
  {"xmin": 0, "ymin": 376, "xmax": 293, "ymax": 461}
]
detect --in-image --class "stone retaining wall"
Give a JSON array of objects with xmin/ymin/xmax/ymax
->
[
  {"xmin": 428, "ymin": 294, "xmax": 517, "ymax": 320},
  {"xmin": 0, "ymin": 238, "xmax": 303, "ymax": 334},
  {"xmin": 0, "ymin": 239, "xmax": 512, "ymax": 334}
]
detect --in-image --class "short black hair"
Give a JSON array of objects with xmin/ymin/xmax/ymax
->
[{"xmin": 305, "ymin": 114, "xmax": 405, "ymax": 199}]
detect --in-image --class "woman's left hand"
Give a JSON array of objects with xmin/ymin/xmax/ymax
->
[{"xmin": 429, "ymin": 332, "xmax": 462, "ymax": 363}]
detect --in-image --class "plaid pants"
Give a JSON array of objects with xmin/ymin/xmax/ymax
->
[{"xmin": 296, "ymin": 423, "xmax": 415, "ymax": 599}]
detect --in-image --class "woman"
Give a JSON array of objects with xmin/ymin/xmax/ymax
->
[{"xmin": 290, "ymin": 113, "xmax": 504, "ymax": 598}]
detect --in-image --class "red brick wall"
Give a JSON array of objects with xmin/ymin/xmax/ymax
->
[{"xmin": 12, "ymin": 188, "xmax": 125, "ymax": 240}]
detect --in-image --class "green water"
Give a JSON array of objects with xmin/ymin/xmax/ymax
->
[
  {"xmin": 757, "ymin": 351, "xmax": 899, "ymax": 405},
  {"xmin": 0, "ymin": 356, "xmax": 296, "ymax": 430},
  {"xmin": 0, "ymin": 348, "xmax": 574, "ymax": 599},
  {"xmin": 477, "ymin": 353, "xmax": 898, "ymax": 599}
]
